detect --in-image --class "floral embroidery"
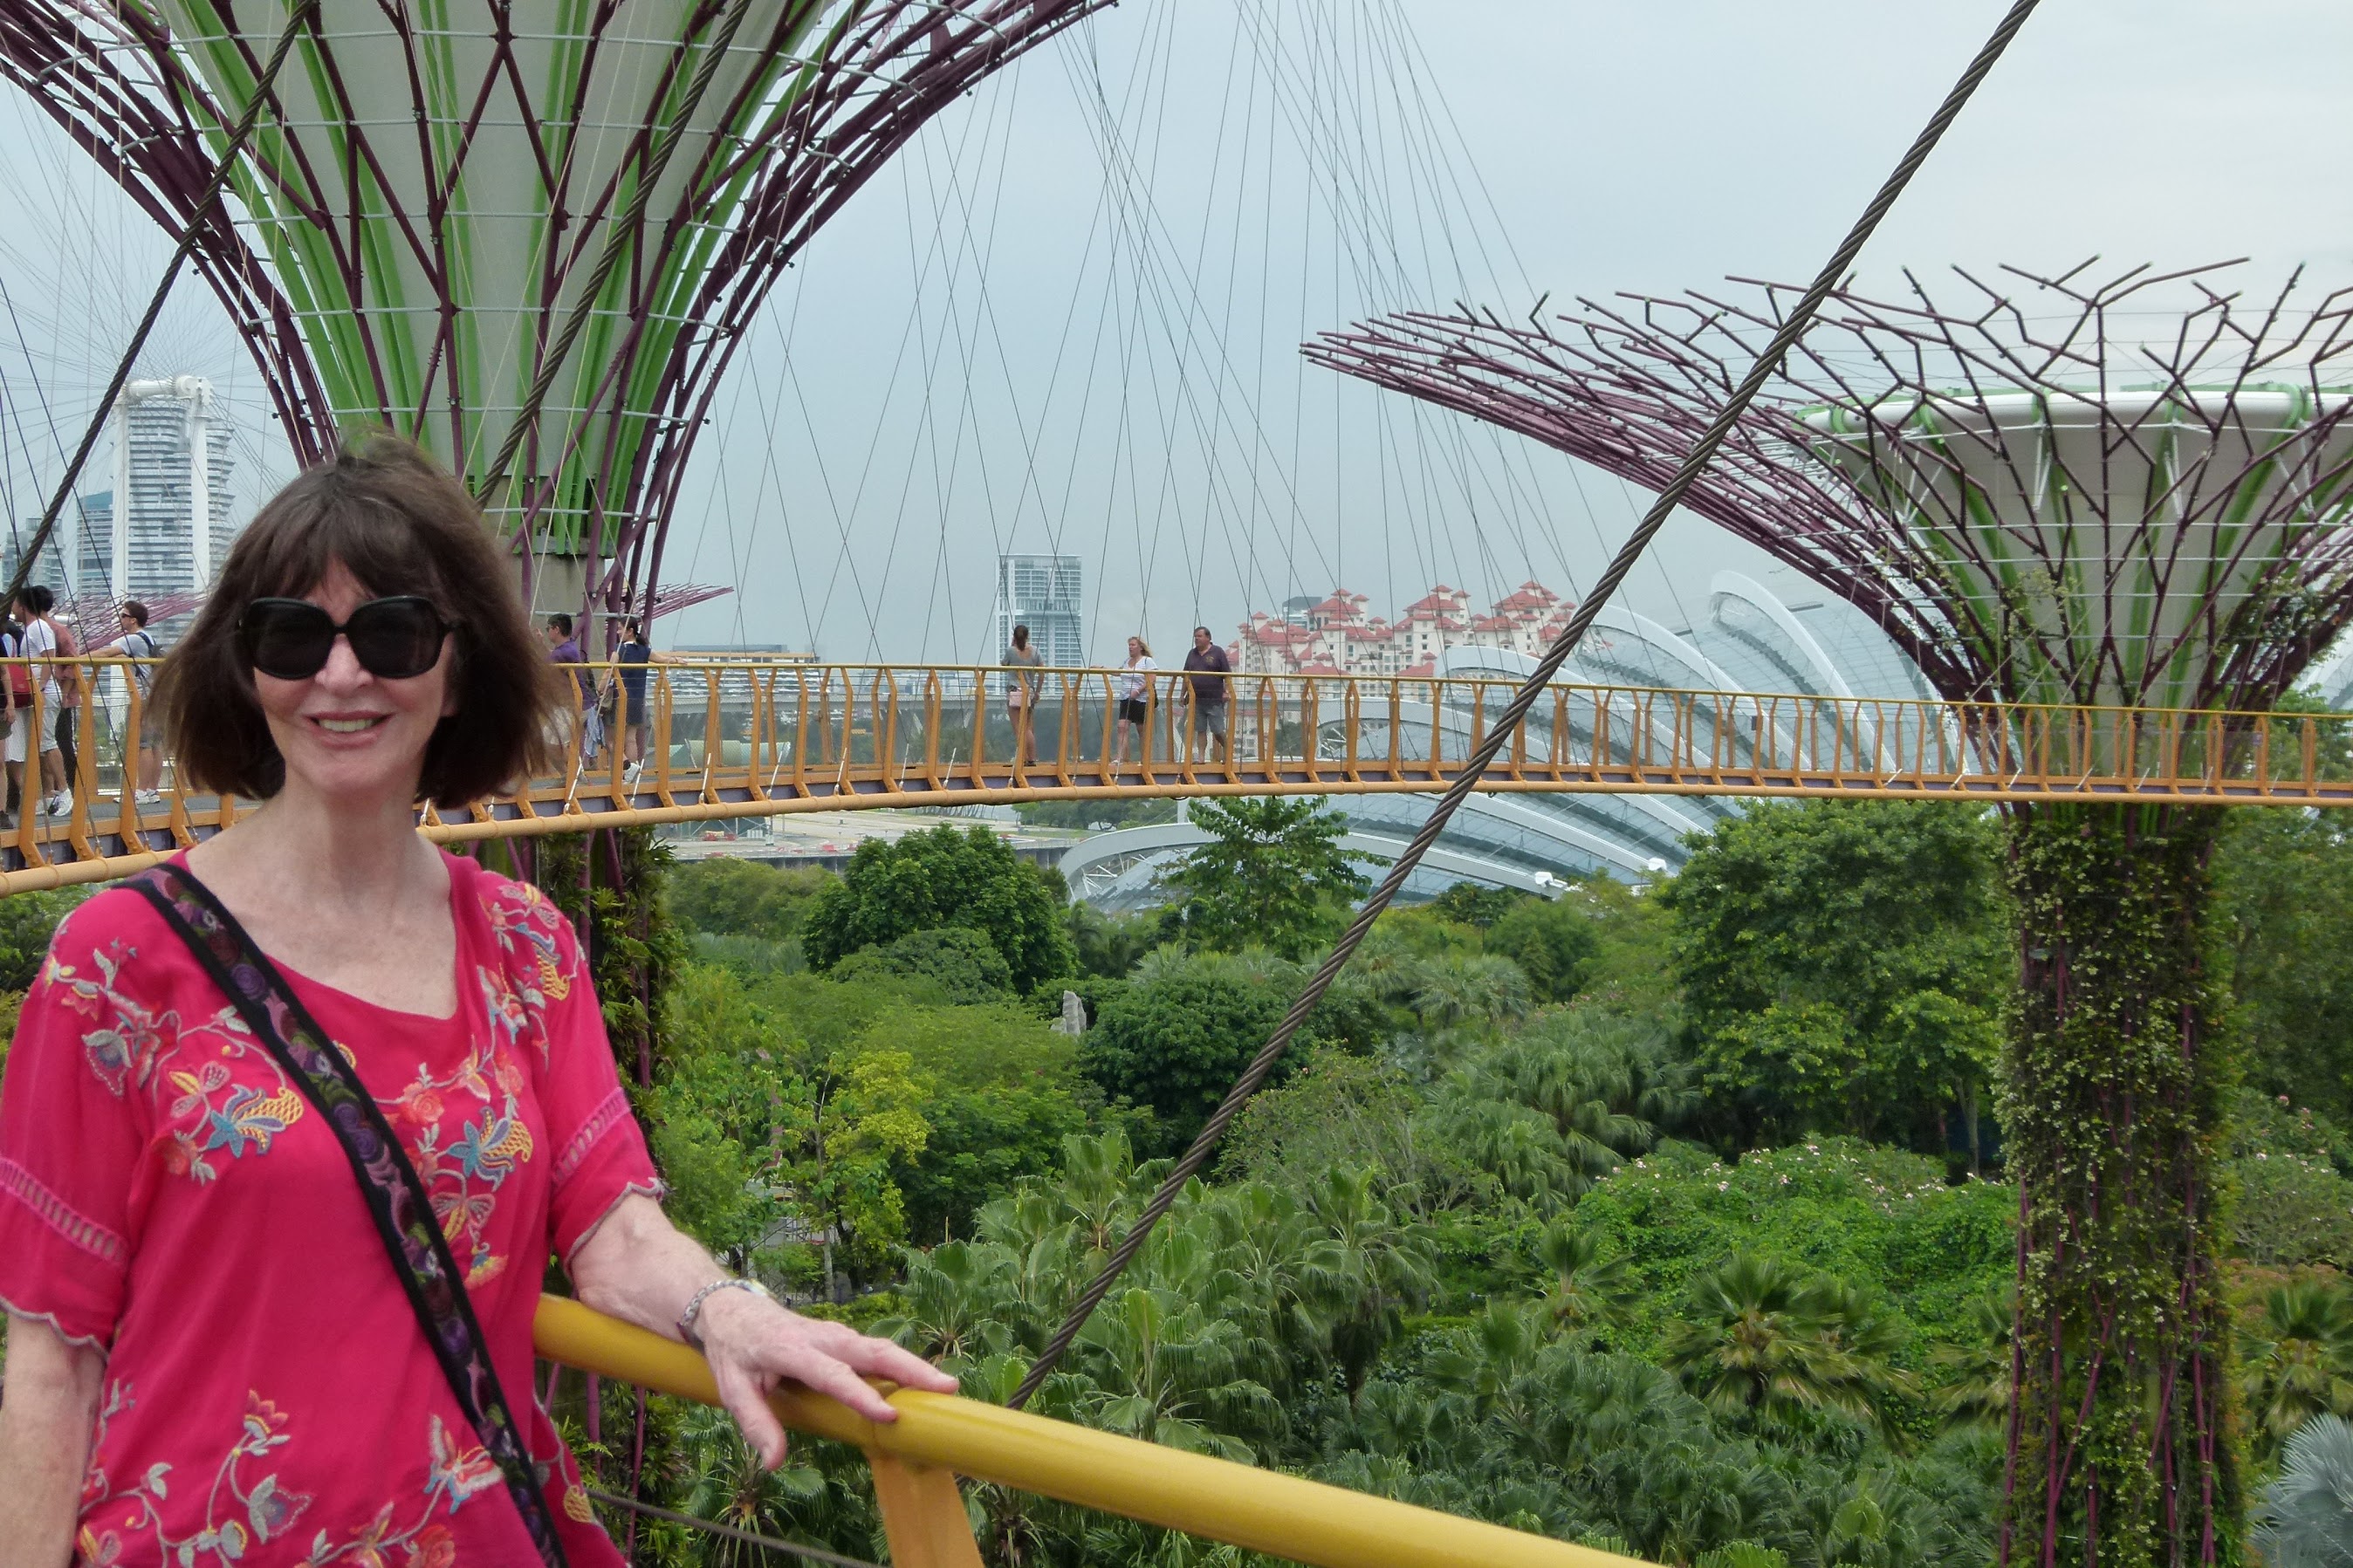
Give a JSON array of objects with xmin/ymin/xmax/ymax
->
[
  {"xmin": 55, "ymin": 939, "xmax": 304, "ymax": 1186},
  {"xmin": 203, "ymin": 1082, "xmax": 306, "ymax": 1158},
  {"xmin": 77, "ymin": 1380, "xmax": 559, "ymax": 1565},
  {"xmin": 76, "ymin": 1384, "xmax": 315, "ymax": 1567}
]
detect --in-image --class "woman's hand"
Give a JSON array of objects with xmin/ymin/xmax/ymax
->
[
  {"xmin": 568, "ymin": 1193, "xmax": 957, "ymax": 1469},
  {"xmin": 694, "ymin": 1290, "xmax": 957, "ymax": 1468}
]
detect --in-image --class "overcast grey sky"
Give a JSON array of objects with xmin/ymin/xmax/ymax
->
[{"xmin": 5, "ymin": 1, "xmax": 2350, "ymax": 661}]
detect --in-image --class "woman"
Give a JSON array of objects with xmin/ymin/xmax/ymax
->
[
  {"xmin": 0, "ymin": 438, "xmax": 951, "ymax": 1567},
  {"xmin": 1003, "ymin": 622, "xmax": 1044, "ymax": 770},
  {"xmin": 1110, "ymin": 634, "xmax": 1156, "ymax": 767}
]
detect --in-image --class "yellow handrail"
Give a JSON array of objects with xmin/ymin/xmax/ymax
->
[
  {"xmin": 533, "ymin": 1294, "xmax": 1647, "ymax": 1568},
  {"xmin": 5, "ymin": 654, "xmax": 2347, "ymax": 895}
]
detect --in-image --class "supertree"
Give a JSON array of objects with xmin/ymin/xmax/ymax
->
[
  {"xmin": 0, "ymin": 0, "xmax": 1115, "ymax": 618},
  {"xmin": 1309, "ymin": 262, "xmax": 2353, "ymax": 1567}
]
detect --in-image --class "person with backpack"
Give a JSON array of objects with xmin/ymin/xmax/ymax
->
[
  {"xmin": 13, "ymin": 584, "xmax": 76, "ymax": 817},
  {"xmin": 92, "ymin": 600, "xmax": 164, "ymax": 801},
  {"xmin": 1, "ymin": 610, "xmax": 28, "ymax": 825}
]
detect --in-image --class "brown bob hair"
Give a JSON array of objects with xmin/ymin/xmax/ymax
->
[{"xmin": 154, "ymin": 434, "xmax": 558, "ymax": 808}]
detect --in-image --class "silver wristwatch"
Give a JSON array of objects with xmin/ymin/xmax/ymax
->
[{"xmin": 676, "ymin": 1276, "xmax": 775, "ymax": 1350}]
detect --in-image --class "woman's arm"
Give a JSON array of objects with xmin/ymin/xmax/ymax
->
[
  {"xmin": 566, "ymin": 1193, "xmax": 955, "ymax": 1468},
  {"xmin": 0, "ymin": 1313, "xmax": 105, "ymax": 1568}
]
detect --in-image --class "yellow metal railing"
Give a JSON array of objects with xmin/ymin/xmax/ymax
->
[
  {"xmin": 532, "ymin": 1293, "xmax": 1643, "ymax": 1568},
  {"xmin": 4, "ymin": 655, "xmax": 2349, "ymax": 894}
]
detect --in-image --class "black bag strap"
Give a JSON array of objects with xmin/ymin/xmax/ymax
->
[{"xmin": 128, "ymin": 862, "xmax": 568, "ymax": 1567}]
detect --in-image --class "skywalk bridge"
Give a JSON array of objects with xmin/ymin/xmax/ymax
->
[{"xmin": 3, "ymin": 655, "xmax": 2347, "ymax": 895}]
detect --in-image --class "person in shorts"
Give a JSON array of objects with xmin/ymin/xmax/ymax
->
[
  {"xmin": 91, "ymin": 600, "xmax": 164, "ymax": 800},
  {"xmin": 14, "ymin": 585, "xmax": 71, "ymax": 815},
  {"xmin": 1180, "ymin": 624, "xmax": 1231, "ymax": 763},
  {"xmin": 608, "ymin": 617, "xmax": 655, "ymax": 778},
  {"xmin": 1003, "ymin": 623, "xmax": 1045, "ymax": 769},
  {"xmin": 1112, "ymin": 635, "xmax": 1156, "ymax": 767},
  {"xmin": 543, "ymin": 612, "xmax": 600, "ymax": 765}
]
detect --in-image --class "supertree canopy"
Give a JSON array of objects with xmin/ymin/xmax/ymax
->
[
  {"xmin": 1311, "ymin": 263, "xmax": 2353, "ymax": 715},
  {"xmin": 1312, "ymin": 263, "xmax": 2353, "ymax": 1568},
  {"xmin": 0, "ymin": 0, "xmax": 1114, "ymax": 614}
]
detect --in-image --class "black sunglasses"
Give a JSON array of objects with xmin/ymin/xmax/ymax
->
[{"xmin": 238, "ymin": 596, "xmax": 453, "ymax": 681}]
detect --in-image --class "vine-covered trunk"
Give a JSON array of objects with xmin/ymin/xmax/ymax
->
[
  {"xmin": 2000, "ymin": 803, "xmax": 2241, "ymax": 1568},
  {"xmin": 532, "ymin": 827, "xmax": 683, "ymax": 1563}
]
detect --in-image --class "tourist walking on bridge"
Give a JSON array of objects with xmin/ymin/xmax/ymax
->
[
  {"xmin": 1004, "ymin": 621, "xmax": 1045, "ymax": 770},
  {"xmin": 0, "ymin": 437, "xmax": 955, "ymax": 1566},
  {"xmin": 90, "ymin": 600, "xmax": 164, "ymax": 802},
  {"xmin": 13, "ymin": 585, "xmax": 75, "ymax": 818},
  {"xmin": 607, "ymin": 615, "xmax": 655, "ymax": 781},
  {"xmin": 1111, "ymin": 633, "xmax": 1156, "ymax": 767},
  {"xmin": 1180, "ymin": 624, "xmax": 1231, "ymax": 764},
  {"xmin": 545, "ymin": 612, "xmax": 600, "ymax": 765}
]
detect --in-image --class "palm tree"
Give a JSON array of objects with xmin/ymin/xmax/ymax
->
[
  {"xmin": 1928, "ymin": 1287, "xmax": 2013, "ymax": 1431},
  {"xmin": 671, "ymin": 1403, "xmax": 855, "ymax": 1568},
  {"xmin": 1661, "ymin": 1252, "xmax": 1917, "ymax": 1439},
  {"xmin": 2240, "ymin": 1278, "xmax": 2353, "ymax": 1462},
  {"xmin": 2254, "ymin": 1414, "xmax": 2353, "ymax": 1568},
  {"xmin": 1533, "ymin": 1221, "xmax": 1638, "ymax": 1338},
  {"xmin": 1409, "ymin": 951, "xmax": 1533, "ymax": 1034},
  {"xmin": 875, "ymin": 1239, "xmax": 1015, "ymax": 1366},
  {"xmin": 1295, "ymin": 1165, "xmax": 1437, "ymax": 1403},
  {"xmin": 1436, "ymin": 1021, "xmax": 1671, "ymax": 1204},
  {"xmin": 1427, "ymin": 1299, "xmax": 1557, "ymax": 1432},
  {"xmin": 1071, "ymin": 1285, "xmax": 1280, "ymax": 1460}
]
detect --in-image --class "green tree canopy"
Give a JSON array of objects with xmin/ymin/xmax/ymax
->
[
  {"xmin": 2218, "ymin": 806, "xmax": 2353, "ymax": 1126},
  {"xmin": 801, "ymin": 825, "xmax": 1074, "ymax": 993},
  {"xmin": 1660, "ymin": 800, "xmax": 2008, "ymax": 1153},
  {"xmin": 830, "ymin": 926, "xmax": 1015, "ymax": 1003},
  {"xmin": 666, "ymin": 857, "xmax": 833, "ymax": 943},
  {"xmin": 1081, "ymin": 949, "xmax": 1374, "ymax": 1153},
  {"xmin": 1158, "ymin": 796, "xmax": 1371, "ymax": 960},
  {"xmin": 1485, "ymin": 894, "xmax": 1602, "ymax": 1004}
]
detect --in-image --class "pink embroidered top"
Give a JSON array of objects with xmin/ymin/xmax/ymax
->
[{"xmin": 0, "ymin": 852, "xmax": 659, "ymax": 1567}]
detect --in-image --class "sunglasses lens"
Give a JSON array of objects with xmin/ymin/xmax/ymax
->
[
  {"xmin": 346, "ymin": 599, "xmax": 447, "ymax": 679},
  {"xmin": 242, "ymin": 600, "xmax": 336, "ymax": 679}
]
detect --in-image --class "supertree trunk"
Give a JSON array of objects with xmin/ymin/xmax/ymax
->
[{"xmin": 2000, "ymin": 802, "xmax": 2241, "ymax": 1568}]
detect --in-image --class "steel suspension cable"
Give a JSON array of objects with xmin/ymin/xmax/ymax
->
[
  {"xmin": 8, "ymin": 0, "xmax": 320, "ymax": 606},
  {"xmin": 1007, "ymin": 0, "xmax": 2044, "ymax": 1410}
]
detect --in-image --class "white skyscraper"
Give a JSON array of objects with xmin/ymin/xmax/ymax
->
[
  {"xmin": 11, "ymin": 376, "xmax": 240, "ymax": 605},
  {"xmin": 106, "ymin": 376, "xmax": 237, "ymax": 598},
  {"xmin": 992, "ymin": 553, "xmax": 1084, "ymax": 667}
]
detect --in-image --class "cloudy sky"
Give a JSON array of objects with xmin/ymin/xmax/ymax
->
[{"xmin": 3, "ymin": 0, "xmax": 2348, "ymax": 661}]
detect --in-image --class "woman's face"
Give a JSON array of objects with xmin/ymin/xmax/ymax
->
[
  {"xmin": 1128, "ymin": 638, "xmax": 1142, "ymax": 660},
  {"xmin": 251, "ymin": 558, "xmax": 456, "ymax": 807}
]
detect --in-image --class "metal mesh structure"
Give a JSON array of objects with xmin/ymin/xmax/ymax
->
[
  {"xmin": 2, "ymin": 0, "xmax": 1115, "ymax": 615},
  {"xmin": 1309, "ymin": 263, "xmax": 2353, "ymax": 714}
]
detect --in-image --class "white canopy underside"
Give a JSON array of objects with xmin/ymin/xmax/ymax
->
[{"xmin": 1799, "ymin": 387, "xmax": 2353, "ymax": 706}]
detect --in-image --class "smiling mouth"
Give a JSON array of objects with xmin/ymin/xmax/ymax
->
[{"xmin": 315, "ymin": 716, "xmax": 387, "ymax": 734}]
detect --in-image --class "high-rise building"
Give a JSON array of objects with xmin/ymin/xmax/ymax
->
[
  {"xmin": 11, "ymin": 377, "xmax": 237, "ymax": 608},
  {"xmin": 992, "ymin": 553, "xmax": 1084, "ymax": 667}
]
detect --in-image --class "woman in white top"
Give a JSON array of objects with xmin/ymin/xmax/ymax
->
[{"xmin": 1111, "ymin": 634, "xmax": 1156, "ymax": 766}]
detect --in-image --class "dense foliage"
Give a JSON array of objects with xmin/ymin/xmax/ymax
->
[
  {"xmin": 800, "ymin": 824, "xmax": 1076, "ymax": 992},
  {"xmin": 9, "ymin": 797, "xmax": 2352, "ymax": 1566}
]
